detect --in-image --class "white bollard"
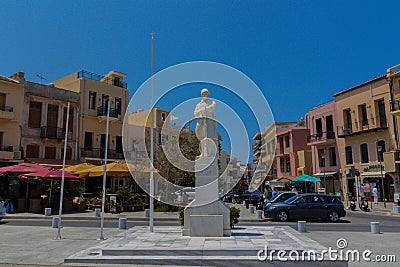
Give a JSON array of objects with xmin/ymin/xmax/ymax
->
[
  {"xmin": 119, "ymin": 218, "xmax": 127, "ymax": 229},
  {"xmin": 298, "ymin": 221, "xmax": 307, "ymax": 233},
  {"xmin": 393, "ymin": 206, "xmax": 400, "ymax": 213},
  {"xmin": 370, "ymin": 222, "xmax": 380, "ymax": 234},
  {"xmin": 44, "ymin": 208, "xmax": 52, "ymax": 216},
  {"xmin": 249, "ymin": 204, "xmax": 254, "ymax": 214},
  {"xmin": 242, "ymin": 200, "xmax": 246, "ymax": 205},
  {"xmin": 52, "ymin": 217, "xmax": 59, "ymax": 228},
  {"xmin": 94, "ymin": 208, "xmax": 101, "ymax": 217},
  {"xmin": 144, "ymin": 209, "xmax": 150, "ymax": 218},
  {"xmin": 257, "ymin": 210, "xmax": 263, "ymax": 219}
]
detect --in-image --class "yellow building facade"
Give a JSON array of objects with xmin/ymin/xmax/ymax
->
[
  {"xmin": 53, "ymin": 70, "xmax": 129, "ymax": 163},
  {"xmin": 0, "ymin": 75, "xmax": 24, "ymax": 164},
  {"xmin": 334, "ymin": 76, "xmax": 395, "ymax": 201}
]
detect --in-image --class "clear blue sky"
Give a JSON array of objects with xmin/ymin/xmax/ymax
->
[{"xmin": 1, "ymin": 1, "xmax": 399, "ymax": 161}]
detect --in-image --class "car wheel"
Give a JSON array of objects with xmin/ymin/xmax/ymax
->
[
  {"xmin": 327, "ymin": 211, "xmax": 340, "ymax": 223},
  {"xmin": 276, "ymin": 210, "xmax": 289, "ymax": 222}
]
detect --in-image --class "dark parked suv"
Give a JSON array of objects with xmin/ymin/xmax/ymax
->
[
  {"xmin": 264, "ymin": 193, "xmax": 346, "ymax": 223},
  {"xmin": 244, "ymin": 190, "xmax": 263, "ymax": 208}
]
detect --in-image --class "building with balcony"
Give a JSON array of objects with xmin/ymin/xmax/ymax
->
[
  {"xmin": 0, "ymin": 75, "xmax": 24, "ymax": 166},
  {"xmin": 252, "ymin": 122, "xmax": 298, "ymax": 190},
  {"xmin": 385, "ymin": 63, "xmax": 400, "ymax": 202},
  {"xmin": 53, "ymin": 70, "xmax": 129, "ymax": 163},
  {"xmin": 275, "ymin": 120, "xmax": 311, "ymax": 184},
  {"xmin": 306, "ymin": 101, "xmax": 341, "ymax": 194},
  {"xmin": 334, "ymin": 75, "xmax": 395, "ymax": 202},
  {"xmin": 8, "ymin": 72, "xmax": 80, "ymax": 166},
  {"xmin": 219, "ymin": 151, "xmax": 241, "ymax": 194}
]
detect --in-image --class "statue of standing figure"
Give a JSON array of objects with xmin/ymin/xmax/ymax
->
[{"xmin": 194, "ymin": 88, "xmax": 218, "ymax": 158}]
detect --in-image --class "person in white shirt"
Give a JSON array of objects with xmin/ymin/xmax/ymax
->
[{"xmin": 372, "ymin": 187, "xmax": 378, "ymax": 204}]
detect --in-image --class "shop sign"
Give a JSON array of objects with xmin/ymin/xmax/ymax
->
[{"xmin": 363, "ymin": 165, "xmax": 384, "ymax": 172}]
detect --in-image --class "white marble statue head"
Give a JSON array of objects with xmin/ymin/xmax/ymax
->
[{"xmin": 201, "ymin": 88, "xmax": 210, "ymax": 98}]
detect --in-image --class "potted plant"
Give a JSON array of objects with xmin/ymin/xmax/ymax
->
[
  {"xmin": 230, "ymin": 206, "xmax": 240, "ymax": 228},
  {"xmin": 122, "ymin": 194, "xmax": 144, "ymax": 211}
]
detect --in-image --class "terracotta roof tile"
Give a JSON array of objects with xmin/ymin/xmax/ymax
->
[{"xmin": 0, "ymin": 75, "xmax": 20, "ymax": 84}]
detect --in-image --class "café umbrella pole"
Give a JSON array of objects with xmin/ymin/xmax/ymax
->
[
  {"xmin": 99, "ymin": 99, "xmax": 111, "ymax": 240},
  {"xmin": 56, "ymin": 102, "xmax": 70, "ymax": 240}
]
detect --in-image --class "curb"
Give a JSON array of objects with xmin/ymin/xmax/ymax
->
[
  {"xmin": 346, "ymin": 209, "xmax": 400, "ymax": 217},
  {"xmin": 3, "ymin": 216, "xmax": 178, "ymax": 221},
  {"xmin": 4, "ymin": 215, "xmax": 265, "ymax": 222}
]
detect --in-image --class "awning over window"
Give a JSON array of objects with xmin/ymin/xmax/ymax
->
[
  {"xmin": 313, "ymin": 172, "xmax": 337, "ymax": 177},
  {"xmin": 361, "ymin": 171, "xmax": 386, "ymax": 178}
]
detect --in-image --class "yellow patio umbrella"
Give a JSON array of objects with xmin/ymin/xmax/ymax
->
[
  {"xmin": 65, "ymin": 163, "xmax": 97, "ymax": 173},
  {"xmin": 75, "ymin": 161, "xmax": 130, "ymax": 177}
]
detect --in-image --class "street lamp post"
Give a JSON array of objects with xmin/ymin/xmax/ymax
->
[
  {"xmin": 377, "ymin": 146, "xmax": 386, "ymax": 208},
  {"xmin": 321, "ymin": 152, "xmax": 326, "ymax": 193}
]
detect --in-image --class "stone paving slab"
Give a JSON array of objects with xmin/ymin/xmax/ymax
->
[{"xmin": 65, "ymin": 226, "xmax": 347, "ymax": 266}]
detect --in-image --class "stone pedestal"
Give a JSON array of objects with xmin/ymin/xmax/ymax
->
[{"xmin": 183, "ymin": 155, "xmax": 231, "ymax": 237}]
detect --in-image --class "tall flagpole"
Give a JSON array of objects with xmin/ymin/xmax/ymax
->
[
  {"xmin": 56, "ymin": 102, "xmax": 70, "ymax": 240},
  {"xmin": 99, "ymin": 99, "xmax": 111, "ymax": 240},
  {"xmin": 149, "ymin": 32, "xmax": 155, "ymax": 232}
]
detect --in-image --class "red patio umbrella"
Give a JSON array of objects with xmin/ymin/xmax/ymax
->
[
  {"xmin": 19, "ymin": 168, "xmax": 82, "ymax": 180},
  {"xmin": 19, "ymin": 168, "xmax": 82, "ymax": 203},
  {"xmin": 0, "ymin": 162, "xmax": 49, "ymax": 176}
]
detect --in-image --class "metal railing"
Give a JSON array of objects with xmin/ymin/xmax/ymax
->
[
  {"xmin": 40, "ymin": 126, "xmax": 70, "ymax": 140},
  {"xmin": 80, "ymin": 148, "xmax": 124, "ymax": 159},
  {"xmin": 97, "ymin": 106, "xmax": 118, "ymax": 118},
  {"xmin": 307, "ymin": 131, "xmax": 335, "ymax": 143},
  {"xmin": 78, "ymin": 70, "xmax": 128, "ymax": 89},
  {"xmin": 395, "ymin": 150, "xmax": 400, "ymax": 161},
  {"xmin": 337, "ymin": 117, "xmax": 387, "ymax": 137},
  {"xmin": 0, "ymin": 105, "xmax": 13, "ymax": 112},
  {"xmin": 0, "ymin": 145, "xmax": 13, "ymax": 152},
  {"xmin": 390, "ymin": 99, "xmax": 400, "ymax": 112}
]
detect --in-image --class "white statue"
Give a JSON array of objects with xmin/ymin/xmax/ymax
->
[{"xmin": 194, "ymin": 88, "xmax": 218, "ymax": 157}]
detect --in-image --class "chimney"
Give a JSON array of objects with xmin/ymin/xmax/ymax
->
[{"xmin": 9, "ymin": 72, "xmax": 26, "ymax": 83}]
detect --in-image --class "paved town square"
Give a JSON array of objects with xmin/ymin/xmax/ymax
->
[{"xmin": 1, "ymin": 1, "xmax": 400, "ymax": 266}]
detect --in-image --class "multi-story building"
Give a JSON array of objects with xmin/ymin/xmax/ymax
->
[
  {"xmin": 275, "ymin": 120, "xmax": 311, "ymax": 182},
  {"xmin": 9, "ymin": 72, "xmax": 80, "ymax": 165},
  {"xmin": 127, "ymin": 107, "xmax": 172, "ymax": 158},
  {"xmin": 0, "ymin": 75, "xmax": 24, "ymax": 166},
  {"xmin": 306, "ymin": 101, "xmax": 341, "ymax": 195},
  {"xmin": 385, "ymin": 63, "xmax": 400, "ymax": 202},
  {"xmin": 334, "ymin": 76, "xmax": 395, "ymax": 202},
  {"xmin": 219, "ymin": 151, "xmax": 240, "ymax": 194},
  {"xmin": 251, "ymin": 121, "xmax": 312, "ymax": 191},
  {"xmin": 53, "ymin": 70, "xmax": 129, "ymax": 163}
]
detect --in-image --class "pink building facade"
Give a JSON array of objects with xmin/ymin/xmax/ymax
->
[
  {"xmin": 306, "ymin": 101, "xmax": 341, "ymax": 195},
  {"xmin": 276, "ymin": 126, "xmax": 310, "ymax": 180}
]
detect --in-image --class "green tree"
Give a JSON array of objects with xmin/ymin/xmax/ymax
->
[{"xmin": 153, "ymin": 129, "xmax": 200, "ymax": 187}]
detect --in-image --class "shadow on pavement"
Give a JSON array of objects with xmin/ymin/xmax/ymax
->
[{"xmin": 231, "ymin": 232, "xmax": 264, "ymax": 237}]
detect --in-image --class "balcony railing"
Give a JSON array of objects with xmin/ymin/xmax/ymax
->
[
  {"xmin": 97, "ymin": 106, "xmax": 118, "ymax": 118},
  {"xmin": 337, "ymin": 117, "xmax": 387, "ymax": 138},
  {"xmin": 395, "ymin": 150, "xmax": 400, "ymax": 161},
  {"xmin": 0, "ymin": 145, "xmax": 13, "ymax": 152},
  {"xmin": 0, "ymin": 106, "xmax": 13, "ymax": 112},
  {"xmin": 80, "ymin": 148, "xmax": 124, "ymax": 160},
  {"xmin": 78, "ymin": 70, "xmax": 128, "ymax": 89},
  {"xmin": 390, "ymin": 99, "xmax": 400, "ymax": 113},
  {"xmin": 307, "ymin": 131, "xmax": 335, "ymax": 143},
  {"xmin": 40, "ymin": 126, "xmax": 71, "ymax": 140}
]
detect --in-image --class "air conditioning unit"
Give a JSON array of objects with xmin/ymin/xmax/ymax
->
[{"xmin": 13, "ymin": 151, "xmax": 21, "ymax": 160}]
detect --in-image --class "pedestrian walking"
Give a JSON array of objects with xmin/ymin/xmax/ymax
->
[{"xmin": 372, "ymin": 186, "xmax": 378, "ymax": 204}]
